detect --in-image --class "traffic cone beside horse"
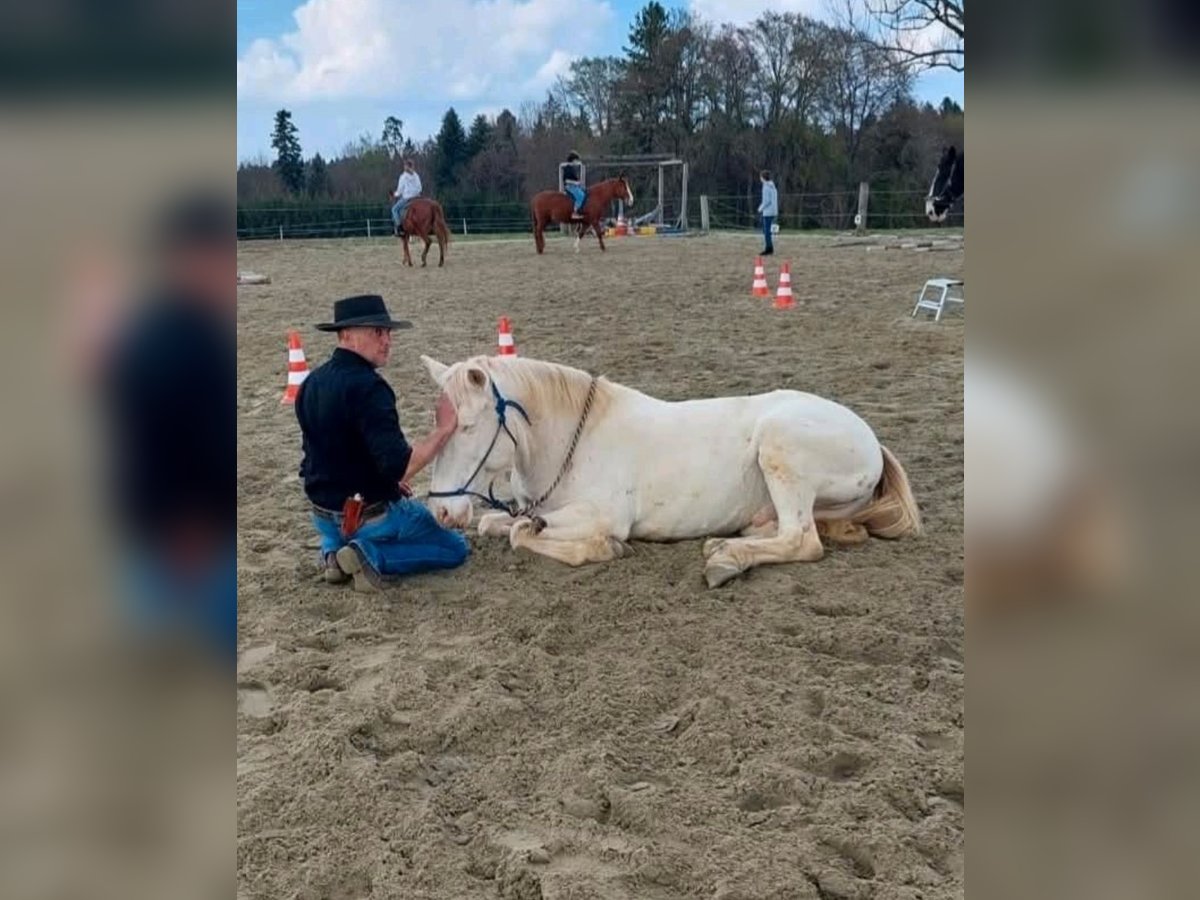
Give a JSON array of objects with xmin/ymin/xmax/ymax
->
[{"xmin": 530, "ymin": 175, "xmax": 635, "ymax": 254}]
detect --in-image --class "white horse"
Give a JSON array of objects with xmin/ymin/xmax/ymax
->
[{"xmin": 421, "ymin": 355, "xmax": 922, "ymax": 587}]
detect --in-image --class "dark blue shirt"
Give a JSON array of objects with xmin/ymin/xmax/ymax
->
[
  {"xmin": 295, "ymin": 348, "xmax": 413, "ymax": 510},
  {"xmin": 104, "ymin": 288, "xmax": 234, "ymax": 546},
  {"xmin": 563, "ymin": 161, "xmax": 582, "ymax": 183}
]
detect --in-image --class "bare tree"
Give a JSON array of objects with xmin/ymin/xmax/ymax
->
[
  {"xmin": 698, "ymin": 25, "xmax": 758, "ymax": 128},
  {"xmin": 832, "ymin": 0, "xmax": 963, "ymax": 72},
  {"xmin": 557, "ymin": 57, "xmax": 624, "ymax": 136},
  {"xmin": 750, "ymin": 12, "xmax": 798, "ymax": 129},
  {"xmin": 821, "ymin": 25, "xmax": 913, "ymax": 176}
]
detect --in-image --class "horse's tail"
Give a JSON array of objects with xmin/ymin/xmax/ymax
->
[
  {"xmin": 432, "ymin": 202, "xmax": 451, "ymax": 247},
  {"xmin": 855, "ymin": 445, "xmax": 923, "ymax": 539}
]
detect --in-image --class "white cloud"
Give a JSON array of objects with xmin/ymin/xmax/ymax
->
[
  {"xmin": 237, "ymin": 0, "xmax": 614, "ymax": 103},
  {"xmin": 530, "ymin": 49, "xmax": 574, "ymax": 89},
  {"xmin": 688, "ymin": 0, "xmax": 825, "ymax": 28}
]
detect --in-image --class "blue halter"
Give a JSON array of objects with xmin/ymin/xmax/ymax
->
[{"xmin": 426, "ymin": 381, "xmax": 529, "ymax": 515}]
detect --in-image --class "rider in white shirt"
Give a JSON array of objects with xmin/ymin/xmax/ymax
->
[{"xmin": 391, "ymin": 159, "xmax": 422, "ymax": 235}]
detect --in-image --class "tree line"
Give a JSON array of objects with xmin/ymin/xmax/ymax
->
[{"xmin": 237, "ymin": 2, "xmax": 964, "ymax": 234}]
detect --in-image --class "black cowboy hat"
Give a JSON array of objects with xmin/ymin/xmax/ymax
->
[{"xmin": 316, "ymin": 294, "xmax": 413, "ymax": 331}]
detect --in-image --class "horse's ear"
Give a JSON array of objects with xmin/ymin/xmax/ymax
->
[
  {"xmin": 617, "ymin": 170, "xmax": 627, "ymax": 181},
  {"xmin": 420, "ymin": 354, "xmax": 450, "ymax": 385},
  {"xmin": 467, "ymin": 367, "xmax": 487, "ymax": 389}
]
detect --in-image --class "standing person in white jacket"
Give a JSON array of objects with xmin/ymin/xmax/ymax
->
[
  {"xmin": 390, "ymin": 159, "xmax": 422, "ymax": 236},
  {"xmin": 757, "ymin": 169, "xmax": 778, "ymax": 256}
]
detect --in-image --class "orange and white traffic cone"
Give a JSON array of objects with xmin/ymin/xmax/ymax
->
[
  {"xmin": 497, "ymin": 316, "xmax": 517, "ymax": 356},
  {"xmin": 773, "ymin": 262, "xmax": 795, "ymax": 309},
  {"xmin": 751, "ymin": 256, "xmax": 770, "ymax": 297},
  {"xmin": 281, "ymin": 330, "xmax": 310, "ymax": 404}
]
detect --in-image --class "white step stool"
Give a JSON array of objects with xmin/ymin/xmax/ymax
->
[{"xmin": 912, "ymin": 278, "xmax": 964, "ymax": 321}]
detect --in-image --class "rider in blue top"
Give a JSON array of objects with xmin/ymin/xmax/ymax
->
[{"xmin": 563, "ymin": 151, "xmax": 586, "ymax": 220}]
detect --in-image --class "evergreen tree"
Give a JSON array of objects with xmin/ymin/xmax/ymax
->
[
  {"xmin": 466, "ymin": 114, "xmax": 493, "ymax": 160},
  {"xmin": 433, "ymin": 108, "xmax": 468, "ymax": 188},
  {"xmin": 939, "ymin": 97, "xmax": 963, "ymax": 117},
  {"xmin": 625, "ymin": 1, "xmax": 670, "ymax": 63},
  {"xmin": 306, "ymin": 153, "xmax": 329, "ymax": 197},
  {"xmin": 382, "ymin": 116, "xmax": 405, "ymax": 158},
  {"xmin": 270, "ymin": 109, "xmax": 305, "ymax": 194}
]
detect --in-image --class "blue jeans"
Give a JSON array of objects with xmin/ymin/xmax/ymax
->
[
  {"xmin": 313, "ymin": 500, "xmax": 469, "ymax": 580},
  {"xmin": 123, "ymin": 542, "xmax": 237, "ymax": 662},
  {"xmin": 391, "ymin": 198, "xmax": 412, "ymax": 229},
  {"xmin": 762, "ymin": 215, "xmax": 775, "ymax": 251},
  {"xmin": 564, "ymin": 184, "xmax": 586, "ymax": 212}
]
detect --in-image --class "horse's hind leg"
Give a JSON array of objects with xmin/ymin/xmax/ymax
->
[
  {"xmin": 703, "ymin": 436, "xmax": 824, "ymax": 588},
  {"xmin": 703, "ymin": 507, "xmax": 777, "ymax": 558},
  {"xmin": 509, "ymin": 504, "xmax": 628, "ymax": 566},
  {"xmin": 400, "ymin": 236, "xmax": 413, "ymax": 267},
  {"xmin": 420, "ymin": 234, "xmax": 431, "ymax": 267}
]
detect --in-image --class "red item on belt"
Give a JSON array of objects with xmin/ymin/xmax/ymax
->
[{"xmin": 340, "ymin": 493, "xmax": 364, "ymax": 538}]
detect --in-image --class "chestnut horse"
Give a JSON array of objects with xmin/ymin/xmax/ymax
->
[
  {"xmin": 396, "ymin": 198, "xmax": 451, "ymax": 267},
  {"xmin": 530, "ymin": 175, "xmax": 635, "ymax": 254}
]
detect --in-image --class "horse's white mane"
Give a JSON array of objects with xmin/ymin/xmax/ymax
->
[{"xmin": 446, "ymin": 355, "xmax": 619, "ymax": 422}]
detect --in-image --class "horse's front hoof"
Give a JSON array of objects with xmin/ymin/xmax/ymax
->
[
  {"xmin": 704, "ymin": 559, "xmax": 742, "ymax": 589},
  {"xmin": 508, "ymin": 517, "xmax": 535, "ymax": 548}
]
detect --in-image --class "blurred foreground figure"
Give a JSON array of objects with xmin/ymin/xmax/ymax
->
[
  {"xmin": 102, "ymin": 190, "xmax": 234, "ymax": 658},
  {"xmin": 966, "ymin": 356, "xmax": 1128, "ymax": 615}
]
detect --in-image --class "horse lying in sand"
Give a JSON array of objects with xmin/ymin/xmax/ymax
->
[{"xmin": 421, "ymin": 355, "xmax": 921, "ymax": 587}]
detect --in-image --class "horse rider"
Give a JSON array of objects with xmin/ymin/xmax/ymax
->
[
  {"xmin": 295, "ymin": 293, "xmax": 469, "ymax": 592},
  {"xmin": 563, "ymin": 151, "xmax": 586, "ymax": 220},
  {"xmin": 390, "ymin": 159, "xmax": 422, "ymax": 236}
]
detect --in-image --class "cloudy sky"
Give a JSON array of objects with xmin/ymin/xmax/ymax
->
[{"xmin": 237, "ymin": 0, "xmax": 963, "ymax": 162}]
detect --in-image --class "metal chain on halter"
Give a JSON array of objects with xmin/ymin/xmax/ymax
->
[{"xmin": 519, "ymin": 376, "xmax": 598, "ymax": 517}]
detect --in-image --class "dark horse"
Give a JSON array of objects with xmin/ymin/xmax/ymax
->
[
  {"xmin": 395, "ymin": 198, "xmax": 452, "ymax": 267},
  {"xmin": 926, "ymin": 145, "xmax": 964, "ymax": 223},
  {"xmin": 530, "ymin": 175, "xmax": 635, "ymax": 254}
]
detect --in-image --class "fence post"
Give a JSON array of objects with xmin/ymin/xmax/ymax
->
[
  {"xmin": 681, "ymin": 163, "xmax": 689, "ymax": 230},
  {"xmin": 366, "ymin": 219, "xmax": 371, "ymax": 239},
  {"xmin": 856, "ymin": 182, "xmax": 869, "ymax": 234},
  {"xmin": 699, "ymin": 195, "xmax": 710, "ymax": 233},
  {"xmin": 463, "ymin": 218, "xmax": 468, "ymax": 236},
  {"xmin": 658, "ymin": 165, "xmax": 665, "ymax": 225},
  {"xmin": 279, "ymin": 224, "xmax": 284, "ymax": 241}
]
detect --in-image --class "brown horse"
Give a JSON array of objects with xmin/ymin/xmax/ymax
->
[
  {"xmin": 530, "ymin": 175, "xmax": 635, "ymax": 254},
  {"xmin": 396, "ymin": 198, "xmax": 451, "ymax": 267}
]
